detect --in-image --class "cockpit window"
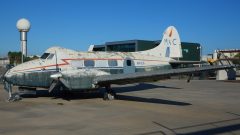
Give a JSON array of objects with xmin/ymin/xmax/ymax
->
[
  {"xmin": 40, "ymin": 53, "xmax": 50, "ymax": 59},
  {"xmin": 47, "ymin": 54, "xmax": 54, "ymax": 59}
]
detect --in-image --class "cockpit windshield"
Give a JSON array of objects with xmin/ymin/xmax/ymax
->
[
  {"xmin": 40, "ymin": 53, "xmax": 50, "ymax": 59},
  {"xmin": 47, "ymin": 54, "xmax": 54, "ymax": 59},
  {"xmin": 41, "ymin": 53, "xmax": 55, "ymax": 59}
]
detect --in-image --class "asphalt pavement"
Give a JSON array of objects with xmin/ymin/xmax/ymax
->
[{"xmin": 0, "ymin": 80, "xmax": 239, "ymax": 135}]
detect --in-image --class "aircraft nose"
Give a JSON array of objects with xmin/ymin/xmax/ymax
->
[
  {"xmin": 3, "ymin": 66, "xmax": 17, "ymax": 84},
  {"xmin": 3, "ymin": 69, "xmax": 12, "ymax": 82}
]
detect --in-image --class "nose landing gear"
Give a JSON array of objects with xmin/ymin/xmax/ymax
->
[{"xmin": 3, "ymin": 81, "xmax": 21, "ymax": 102}]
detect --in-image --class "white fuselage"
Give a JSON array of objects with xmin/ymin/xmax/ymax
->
[
  {"xmin": 4, "ymin": 26, "xmax": 181, "ymax": 90},
  {"xmin": 4, "ymin": 47, "xmax": 173, "ymax": 89}
]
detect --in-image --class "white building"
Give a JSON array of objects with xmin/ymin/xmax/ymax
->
[
  {"xmin": 214, "ymin": 49, "xmax": 240, "ymax": 80},
  {"xmin": 0, "ymin": 57, "xmax": 10, "ymax": 67}
]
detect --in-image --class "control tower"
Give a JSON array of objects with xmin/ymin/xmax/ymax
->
[{"xmin": 16, "ymin": 18, "xmax": 31, "ymax": 63}]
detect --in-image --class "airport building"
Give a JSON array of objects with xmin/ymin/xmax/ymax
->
[
  {"xmin": 213, "ymin": 49, "xmax": 240, "ymax": 80},
  {"xmin": 0, "ymin": 57, "xmax": 9, "ymax": 79},
  {"xmin": 92, "ymin": 40, "xmax": 201, "ymax": 62},
  {"xmin": 91, "ymin": 40, "xmax": 208, "ymax": 79},
  {"xmin": 0, "ymin": 57, "xmax": 9, "ymax": 67}
]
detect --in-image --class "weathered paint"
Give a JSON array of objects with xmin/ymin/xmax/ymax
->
[
  {"xmin": 5, "ymin": 43, "xmax": 174, "ymax": 88},
  {"xmin": 4, "ymin": 26, "xmax": 184, "ymax": 90}
]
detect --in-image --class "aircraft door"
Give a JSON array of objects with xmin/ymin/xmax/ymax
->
[{"xmin": 123, "ymin": 58, "xmax": 135, "ymax": 74}]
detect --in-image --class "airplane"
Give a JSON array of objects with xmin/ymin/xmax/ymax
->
[{"xmin": 3, "ymin": 26, "xmax": 234, "ymax": 101}]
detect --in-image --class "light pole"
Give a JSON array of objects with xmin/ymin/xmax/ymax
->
[
  {"xmin": 197, "ymin": 45, "xmax": 202, "ymax": 67},
  {"xmin": 16, "ymin": 18, "xmax": 31, "ymax": 63}
]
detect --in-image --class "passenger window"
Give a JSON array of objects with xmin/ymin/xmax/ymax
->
[
  {"xmin": 70, "ymin": 60, "xmax": 84, "ymax": 68},
  {"xmin": 40, "ymin": 53, "xmax": 50, "ymax": 59},
  {"xmin": 84, "ymin": 60, "xmax": 95, "ymax": 67},
  {"xmin": 47, "ymin": 54, "xmax": 54, "ymax": 59},
  {"xmin": 126, "ymin": 60, "xmax": 131, "ymax": 66},
  {"xmin": 108, "ymin": 60, "xmax": 118, "ymax": 67}
]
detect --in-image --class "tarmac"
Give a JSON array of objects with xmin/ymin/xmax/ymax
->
[{"xmin": 0, "ymin": 80, "xmax": 239, "ymax": 135}]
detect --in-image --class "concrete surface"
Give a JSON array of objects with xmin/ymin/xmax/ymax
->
[{"xmin": 0, "ymin": 80, "xmax": 239, "ymax": 135}]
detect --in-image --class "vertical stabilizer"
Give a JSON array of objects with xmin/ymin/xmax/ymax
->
[{"xmin": 141, "ymin": 26, "xmax": 182, "ymax": 58}]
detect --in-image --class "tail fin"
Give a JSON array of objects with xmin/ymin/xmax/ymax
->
[{"xmin": 141, "ymin": 26, "xmax": 182, "ymax": 58}]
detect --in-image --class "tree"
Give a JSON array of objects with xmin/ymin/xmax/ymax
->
[
  {"xmin": 7, "ymin": 52, "xmax": 39, "ymax": 65},
  {"xmin": 24, "ymin": 55, "xmax": 39, "ymax": 61},
  {"xmin": 8, "ymin": 51, "xmax": 22, "ymax": 65}
]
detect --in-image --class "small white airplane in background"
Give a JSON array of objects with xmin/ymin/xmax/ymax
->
[{"xmin": 3, "ymin": 26, "xmax": 233, "ymax": 101}]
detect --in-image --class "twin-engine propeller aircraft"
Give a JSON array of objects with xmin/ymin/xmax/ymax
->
[{"xmin": 3, "ymin": 26, "xmax": 233, "ymax": 101}]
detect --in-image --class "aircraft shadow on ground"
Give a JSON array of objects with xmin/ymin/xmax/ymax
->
[
  {"xmin": 22, "ymin": 83, "xmax": 188, "ymax": 106},
  {"xmin": 148, "ymin": 118, "xmax": 240, "ymax": 135},
  {"xmin": 116, "ymin": 95, "xmax": 191, "ymax": 106},
  {"xmin": 114, "ymin": 83, "xmax": 182, "ymax": 93},
  {"xmin": 177, "ymin": 123, "xmax": 240, "ymax": 135},
  {"xmin": 35, "ymin": 90, "xmax": 102, "ymax": 101}
]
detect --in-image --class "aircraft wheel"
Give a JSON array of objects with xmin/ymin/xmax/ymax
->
[
  {"xmin": 103, "ymin": 85, "xmax": 116, "ymax": 100},
  {"xmin": 103, "ymin": 91, "xmax": 116, "ymax": 100}
]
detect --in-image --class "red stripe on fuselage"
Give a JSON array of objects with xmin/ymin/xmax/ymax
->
[
  {"xmin": 62, "ymin": 58, "xmax": 124, "ymax": 61},
  {"xmin": 13, "ymin": 58, "xmax": 166, "ymax": 72}
]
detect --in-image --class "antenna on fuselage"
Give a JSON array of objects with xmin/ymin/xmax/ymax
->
[{"xmin": 55, "ymin": 51, "xmax": 59, "ymax": 72}]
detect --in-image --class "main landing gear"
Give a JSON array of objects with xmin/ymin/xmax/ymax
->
[{"xmin": 103, "ymin": 85, "xmax": 116, "ymax": 100}]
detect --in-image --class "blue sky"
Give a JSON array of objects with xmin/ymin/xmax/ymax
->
[{"xmin": 0, "ymin": 0, "xmax": 240, "ymax": 57}]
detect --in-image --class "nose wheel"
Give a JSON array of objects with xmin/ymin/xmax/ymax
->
[{"xmin": 103, "ymin": 85, "xmax": 116, "ymax": 100}]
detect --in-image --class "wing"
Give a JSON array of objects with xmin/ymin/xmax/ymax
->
[{"xmin": 94, "ymin": 65, "xmax": 234, "ymax": 86}]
